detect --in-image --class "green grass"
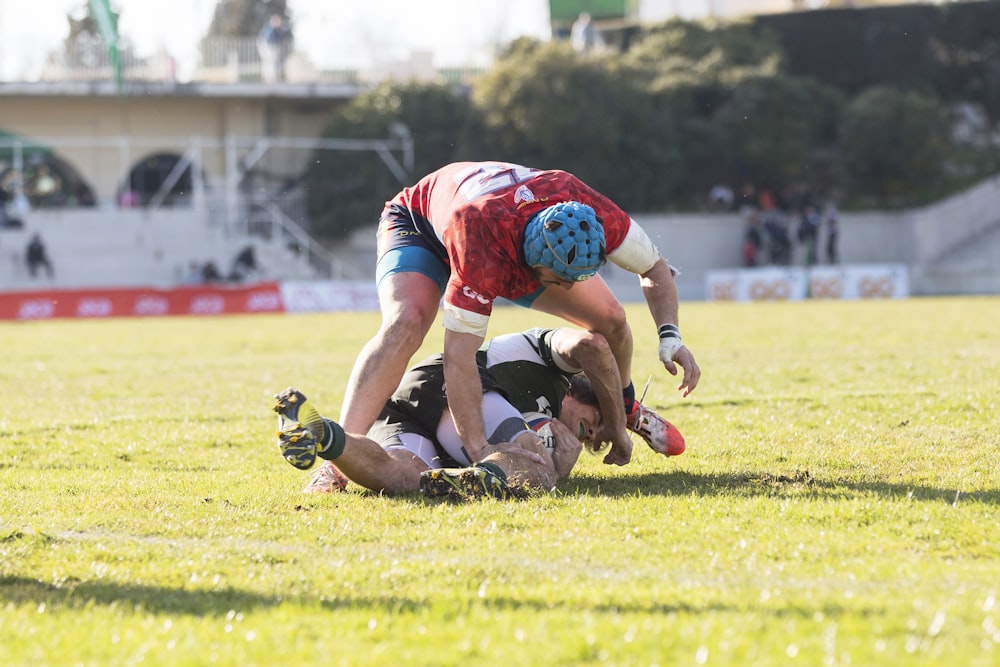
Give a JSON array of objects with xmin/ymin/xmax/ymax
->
[{"xmin": 1, "ymin": 297, "xmax": 998, "ymax": 666}]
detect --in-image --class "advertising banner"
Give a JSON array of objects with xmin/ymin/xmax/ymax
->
[
  {"xmin": 705, "ymin": 267, "xmax": 809, "ymax": 302},
  {"xmin": 0, "ymin": 282, "xmax": 285, "ymax": 320},
  {"xmin": 807, "ymin": 264, "xmax": 909, "ymax": 299},
  {"xmin": 279, "ymin": 280, "xmax": 380, "ymax": 313},
  {"xmin": 707, "ymin": 265, "xmax": 909, "ymax": 302}
]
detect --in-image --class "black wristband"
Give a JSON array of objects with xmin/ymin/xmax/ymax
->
[{"xmin": 658, "ymin": 324, "xmax": 680, "ymax": 340}]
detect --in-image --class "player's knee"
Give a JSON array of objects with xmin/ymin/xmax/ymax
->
[
  {"xmin": 594, "ymin": 302, "xmax": 628, "ymax": 340},
  {"xmin": 381, "ymin": 305, "xmax": 435, "ymax": 352}
]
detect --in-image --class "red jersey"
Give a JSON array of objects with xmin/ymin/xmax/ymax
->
[{"xmin": 388, "ymin": 162, "xmax": 630, "ymax": 320}]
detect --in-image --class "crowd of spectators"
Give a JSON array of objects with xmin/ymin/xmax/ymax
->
[
  {"xmin": 0, "ymin": 160, "xmax": 97, "ymax": 217},
  {"xmin": 180, "ymin": 246, "xmax": 262, "ymax": 286},
  {"xmin": 710, "ymin": 183, "xmax": 840, "ymax": 269}
]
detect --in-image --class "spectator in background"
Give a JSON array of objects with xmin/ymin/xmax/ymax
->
[
  {"xmin": 709, "ymin": 184, "xmax": 734, "ymax": 211},
  {"xmin": 119, "ymin": 188, "xmax": 140, "ymax": 208},
  {"xmin": 570, "ymin": 12, "xmax": 605, "ymax": 53},
  {"xmin": 737, "ymin": 183, "xmax": 758, "ymax": 210},
  {"xmin": 228, "ymin": 245, "xmax": 259, "ymax": 282},
  {"xmin": 824, "ymin": 204, "xmax": 840, "ymax": 264},
  {"xmin": 258, "ymin": 14, "xmax": 293, "ymax": 83},
  {"xmin": 3, "ymin": 170, "xmax": 30, "ymax": 226},
  {"xmin": 743, "ymin": 210, "xmax": 763, "ymax": 267},
  {"xmin": 28, "ymin": 164, "xmax": 61, "ymax": 208},
  {"xmin": 763, "ymin": 213, "xmax": 792, "ymax": 266},
  {"xmin": 796, "ymin": 205, "xmax": 821, "ymax": 267},
  {"xmin": 0, "ymin": 178, "xmax": 10, "ymax": 229},
  {"xmin": 201, "ymin": 260, "xmax": 222, "ymax": 283},
  {"xmin": 758, "ymin": 188, "xmax": 776, "ymax": 213},
  {"xmin": 181, "ymin": 260, "xmax": 204, "ymax": 285},
  {"xmin": 67, "ymin": 182, "xmax": 95, "ymax": 208},
  {"xmin": 26, "ymin": 233, "xmax": 54, "ymax": 278}
]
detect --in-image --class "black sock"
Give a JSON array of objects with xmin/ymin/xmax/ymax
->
[
  {"xmin": 623, "ymin": 381, "xmax": 636, "ymax": 412},
  {"xmin": 317, "ymin": 419, "xmax": 346, "ymax": 460}
]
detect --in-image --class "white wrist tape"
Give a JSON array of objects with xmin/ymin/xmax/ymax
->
[{"xmin": 657, "ymin": 324, "xmax": 684, "ymax": 362}]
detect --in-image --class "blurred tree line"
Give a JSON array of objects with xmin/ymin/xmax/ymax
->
[{"xmin": 306, "ymin": 2, "xmax": 1000, "ymax": 240}]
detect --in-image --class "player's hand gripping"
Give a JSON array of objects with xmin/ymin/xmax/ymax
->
[{"xmin": 595, "ymin": 423, "xmax": 633, "ymax": 467}]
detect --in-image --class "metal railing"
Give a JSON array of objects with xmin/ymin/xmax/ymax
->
[
  {"xmin": 246, "ymin": 199, "xmax": 339, "ymax": 279},
  {"xmin": 27, "ymin": 36, "xmax": 487, "ymax": 87},
  {"xmin": 0, "ymin": 133, "xmax": 398, "ymax": 281}
]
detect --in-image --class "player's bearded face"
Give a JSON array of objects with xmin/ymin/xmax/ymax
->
[{"xmin": 560, "ymin": 396, "xmax": 601, "ymax": 445}]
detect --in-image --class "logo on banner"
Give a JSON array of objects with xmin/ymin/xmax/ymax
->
[
  {"xmin": 77, "ymin": 297, "xmax": 113, "ymax": 317},
  {"xmin": 17, "ymin": 299, "xmax": 56, "ymax": 320},
  {"xmin": 810, "ymin": 277, "xmax": 844, "ymax": 299},
  {"xmin": 858, "ymin": 276, "xmax": 895, "ymax": 298},
  {"xmin": 246, "ymin": 291, "xmax": 281, "ymax": 312},
  {"xmin": 134, "ymin": 295, "xmax": 170, "ymax": 316},
  {"xmin": 748, "ymin": 279, "xmax": 791, "ymax": 300},
  {"xmin": 710, "ymin": 281, "xmax": 738, "ymax": 301},
  {"xmin": 190, "ymin": 294, "xmax": 225, "ymax": 314}
]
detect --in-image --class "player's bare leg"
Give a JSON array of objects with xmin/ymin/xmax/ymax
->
[
  {"xmin": 332, "ymin": 438, "xmax": 428, "ymax": 494},
  {"xmin": 274, "ymin": 386, "xmax": 429, "ymax": 493},
  {"xmin": 338, "ymin": 272, "xmax": 440, "ymax": 434}
]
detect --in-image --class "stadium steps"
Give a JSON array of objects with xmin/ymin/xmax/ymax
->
[
  {"xmin": 919, "ymin": 218, "xmax": 1000, "ymax": 295},
  {"xmin": 0, "ymin": 207, "xmax": 324, "ymax": 291}
]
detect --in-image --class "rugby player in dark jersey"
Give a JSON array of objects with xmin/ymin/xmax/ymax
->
[{"xmin": 273, "ymin": 327, "xmax": 684, "ymax": 499}]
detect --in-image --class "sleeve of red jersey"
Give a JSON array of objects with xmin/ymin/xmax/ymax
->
[{"xmin": 440, "ymin": 225, "xmax": 497, "ymax": 337}]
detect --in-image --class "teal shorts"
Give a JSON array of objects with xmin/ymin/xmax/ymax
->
[
  {"xmin": 376, "ymin": 246, "xmax": 449, "ymax": 295},
  {"xmin": 375, "ymin": 246, "xmax": 545, "ymax": 307},
  {"xmin": 508, "ymin": 287, "xmax": 545, "ymax": 307}
]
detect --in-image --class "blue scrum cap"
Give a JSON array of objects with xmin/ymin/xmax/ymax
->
[{"xmin": 523, "ymin": 201, "xmax": 606, "ymax": 282}]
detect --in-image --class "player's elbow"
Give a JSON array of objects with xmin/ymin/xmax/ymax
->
[{"xmin": 575, "ymin": 330, "xmax": 614, "ymax": 362}]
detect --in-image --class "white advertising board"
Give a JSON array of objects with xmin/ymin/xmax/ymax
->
[
  {"xmin": 280, "ymin": 280, "xmax": 380, "ymax": 313},
  {"xmin": 705, "ymin": 267, "xmax": 808, "ymax": 301},
  {"xmin": 706, "ymin": 265, "xmax": 909, "ymax": 301}
]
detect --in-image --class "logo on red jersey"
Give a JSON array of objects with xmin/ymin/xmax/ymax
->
[
  {"xmin": 514, "ymin": 184, "xmax": 551, "ymax": 210},
  {"xmin": 461, "ymin": 285, "xmax": 490, "ymax": 305},
  {"xmin": 514, "ymin": 185, "xmax": 536, "ymax": 204}
]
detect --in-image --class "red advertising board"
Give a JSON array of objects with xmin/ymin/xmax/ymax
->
[{"xmin": 0, "ymin": 283, "xmax": 285, "ymax": 320}]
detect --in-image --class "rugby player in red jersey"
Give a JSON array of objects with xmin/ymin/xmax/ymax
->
[{"xmin": 288, "ymin": 161, "xmax": 699, "ymax": 482}]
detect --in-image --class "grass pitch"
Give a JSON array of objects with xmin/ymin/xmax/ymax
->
[{"xmin": 1, "ymin": 297, "xmax": 998, "ymax": 666}]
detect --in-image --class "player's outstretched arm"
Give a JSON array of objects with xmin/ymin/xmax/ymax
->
[
  {"xmin": 606, "ymin": 220, "xmax": 701, "ymax": 396},
  {"xmin": 639, "ymin": 258, "xmax": 701, "ymax": 395}
]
